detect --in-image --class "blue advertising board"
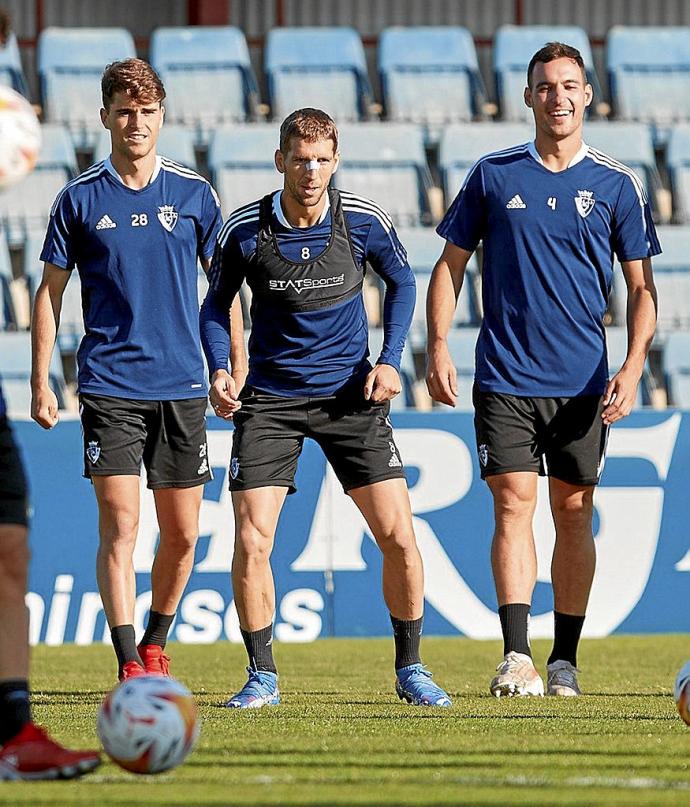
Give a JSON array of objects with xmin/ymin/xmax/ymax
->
[{"xmin": 13, "ymin": 410, "xmax": 690, "ymax": 645}]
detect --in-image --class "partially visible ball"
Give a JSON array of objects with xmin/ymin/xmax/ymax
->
[{"xmin": 0, "ymin": 85, "xmax": 41, "ymax": 190}]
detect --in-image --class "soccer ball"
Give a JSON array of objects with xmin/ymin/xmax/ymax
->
[
  {"xmin": 97, "ymin": 675, "xmax": 200, "ymax": 774},
  {"xmin": 0, "ymin": 85, "xmax": 41, "ymax": 190},
  {"xmin": 674, "ymin": 660, "xmax": 690, "ymax": 725}
]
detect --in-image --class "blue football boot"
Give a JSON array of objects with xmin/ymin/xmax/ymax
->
[
  {"xmin": 395, "ymin": 663, "xmax": 452, "ymax": 707},
  {"xmin": 225, "ymin": 667, "xmax": 280, "ymax": 709}
]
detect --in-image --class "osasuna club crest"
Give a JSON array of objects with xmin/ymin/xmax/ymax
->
[
  {"xmin": 157, "ymin": 204, "xmax": 178, "ymax": 232},
  {"xmin": 86, "ymin": 440, "xmax": 101, "ymax": 464},
  {"xmin": 478, "ymin": 444, "xmax": 489, "ymax": 467},
  {"xmin": 574, "ymin": 189, "xmax": 595, "ymax": 218}
]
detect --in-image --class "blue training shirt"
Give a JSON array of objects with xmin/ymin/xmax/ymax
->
[
  {"xmin": 438, "ymin": 141, "xmax": 661, "ymax": 397},
  {"xmin": 41, "ymin": 156, "xmax": 222, "ymax": 400},
  {"xmin": 200, "ymin": 189, "xmax": 415, "ymax": 397}
]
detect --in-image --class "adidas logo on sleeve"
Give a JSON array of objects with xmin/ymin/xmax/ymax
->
[
  {"xmin": 96, "ymin": 214, "xmax": 117, "ymax": 230},
  {"xmin": 506, "ymin": 194, "xmax": 527, "ymax": 209}
]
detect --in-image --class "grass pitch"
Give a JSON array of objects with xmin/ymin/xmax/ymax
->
[{"xmin": 2, "ymin": 636, "xmax": 690, "ymax": 806}]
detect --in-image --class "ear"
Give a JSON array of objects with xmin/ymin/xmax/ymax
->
[
  {"xmin": 159, "ymin": 104, "xmax": 165, "ymax": 128},
  {"xmin": 584, "ymin": 82, "xmax": 593, "ymax": 108},
  {"xmin": 100, "ymin": 107, "xmax": 109, "ymax": 129},
  {"xmin": 524, "ymin": 86, "xmax": 533, "ymax": 109},
  {"xmin": 275, "ymin": 148, "xmax": 285, "ymax": 174},
  {"xmin": 332, "ymin": 150, "xmax": 340, "ymax": 174}
]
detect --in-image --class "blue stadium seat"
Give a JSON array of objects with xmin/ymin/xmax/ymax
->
[
  {"xmin": 150, "ymin": 26, "xmax": 260, "ymax": 145},
  {"xmin": 37, "ymin": 27, "xmax": 136, "ymax": 149},
  {"xmin": 444, "ymin": 328, "xmax": 479, "ymax": 411},
  {"xmin": 207, "ymin": 125, "xmax": 281, "ymax": 215},
  {"xmin": 494, "ymin": 25, "xmax": 601, "ymax": 122},
  {"xmin": 663, "ymin": 331, "xmax": 690, "ymax": 407},
  {"xmin": 335, "ymin": 124, "xmax": 432, "ymax": 227},
  {"xmin": 438, "ymin": 122, "xmax": 532, "ymax": 200},
  {"xmin": 0, "ymin": 32, "xmax": 29, "ymax": 96},
  {"xmin": 0, "ymin": 124, "xmax": 78, "ymax": 248},
  {"xmin": 265, "ymin": 27, "xmax": 372, "ymax": 122},
  {"xmin": 396, "ymin": 228, "xmax": 480, "ymax": 348},
  {"xmin": 378, "ymin": 27, "xmax": 485, "ymax": 141},
  {"xmin": 367, "ymin": 327, "xmax": 418, "ymax": 410},
  {"xmin": 612, "ymin": 226, "xmax": 690, "ymax": 333},
  {"xmin": 0, "ymin": 331, "xmax": 66, "ymax": 415},
  {"xmin": 607, "ymin": 26, "xmax": 690, "ymax": 136},
  {"xmin": 93, "ymin": 124, "xmax": 197, "ymax": 169},
  {"xmin": 667, "ymin": 125, "xmax": 690, "ymax": 223},
  {"xmin": 584, "ymin": 121, "xmax": 660, "ymax": 209}
]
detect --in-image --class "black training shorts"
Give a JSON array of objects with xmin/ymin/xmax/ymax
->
[
  {"xmin": 473, "ymin": 386, "xmax": 608, "ymax": 486},
  {"xmin": 0, "ymin": 417, "xmax": 29, "ymax": 526},
  {"xmin": 79, "ymin": 394, "xmax": 211, "ymax": 489},
  {"xmin": 228, "ymin": 382, "xmax": 406, "ymax": 494}
]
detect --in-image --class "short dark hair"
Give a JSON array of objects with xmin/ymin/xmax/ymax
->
[
  {"xmin": 279, "ymin": 108, "xmax": 338, "ymax": 154},
  {"xmin": 101, "ymin": 58, "xmax": 166, "ymax": 109},
  {"xmin": 527, "ymin": 42, "xmax": 587, "ymax": 87}
]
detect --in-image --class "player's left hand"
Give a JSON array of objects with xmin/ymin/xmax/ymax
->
[
  {"xmin": 601, "ymin": 366, "xmax": 640, "ymax": 425},
  {"xmin": 364, "ymin": 364, "xmax": 402, "ymax": 403},
  {"xmin": 210, "ymin": 369, "xmax": 242, "ymax": 420}
]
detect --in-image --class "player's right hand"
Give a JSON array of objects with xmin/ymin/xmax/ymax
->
[
  {"xmin": 426, "ymin": 342, "xmax": 458, "ymax": 407},
  {"xmin": 31, "ymin": 386, "xmax": 59, "ymax": 429},
  {"xmin": 210, "ymin": 369, "xmax": 242, "ymax": 420}
]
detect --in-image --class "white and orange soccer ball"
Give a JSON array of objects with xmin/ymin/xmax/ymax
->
[
  {"xmin": 97, "ymin": 675, "xmax": 200, "ymax": 774},
  {"xmin": 0, "ymin": 85, "xmax": 41, "ymax": 190},
  {"xmin": 674, "ymin": 661, "xmax": 690, "ymax": 726}
]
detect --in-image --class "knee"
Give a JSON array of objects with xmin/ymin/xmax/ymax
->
[
  {"xmin": 376, "ymin": 525, "xmax": 418, "ymax": 560},
  {"xmin": 99, "ymin": 510, "xmax": 139, "ymax": 553},
  {"xmin": 235, "ymin": 521, "xmax": 274, "ymax": 566},
  {"xmin": 492, "ymin": 486, "xmax": 536, "ymax": 523},
  {"xmin": 552, "ymin": 489, "xmax": 594, "ymax": 532}
]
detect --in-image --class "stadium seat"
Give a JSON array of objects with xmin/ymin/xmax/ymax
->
[
  {"xmin": 207, "ymin": 124, "xmax": 281, "ymax": 216},
  {"xmin": 0, "ymin": 331, "xmax": 66, "ymax": 415},
  {"xmin": 334, "ymin": 123, "xmax": 433, "ymax": 227},
  {"xmin": 367, "ymin": 327, "xmax": 418, "ymax": 410},
  {"xmin": 150, "ymin": 26, "xmax": 260, "ymax": 145},
  {"xmin": 494, "ymin": 25, "xmax": 602, "ymax": 122},
  {"xmin": 667, "ymin": 125, "xmax": 690, "ymax": 223},
  {"xmin": 444, "ymin": 328, "xmax": 479, "ymax": 411},
  {"xmin": 663, "ymin": 331, "xmax": 690, "ymax": 407},
  {"xmin": 439, "ymin": 122, "xmax": 532, "ymax": 199},
  {"xmin": 396, "ymin": 227, "xmax": 480, "ymax": 348},
  {"xmin": 0, "ymin": 123, "xmax": 78, "ymax": 248},
  {"xmin": 607, "ymin": 26, "xmax": 690, "ymax": 136},
  {"xmin": 37, "ymin": 27, "xmax": 136, "ymax": 149},
  {"xmin": 93, "ymin": 124, "xmax": 197, "ymax": 169},
  {"xmin": 0, "ymin": 226, "xmax": 17, "ymax": 330},
  {"xmin": 611, "ymin": 226, "xmax": 690, "ymax": 333},
  {"xmin": 265, "ymin": 27, "xmax": 373, "ymax": 122},
  {"xmin": 0, "ymin": 32, "xmax": 29, "ymax": 96},
  {"xmin": 378, "ymin": 27, "xmax": 485, "ymax": 141}
]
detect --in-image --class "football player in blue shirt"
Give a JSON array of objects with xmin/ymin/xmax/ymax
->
[
  {"xmin": 200, "ymin": 108, "xmax": 451, "ymax": 709},
  {"xmin": 427, "ymin": 43, "xmax": 660, "ymax": 697},
  {"xmin": 30, "ymin": 59, "xmax": 245, "ymax": 682},
  {"xmin": 0, "ymin": 381, "xmax": 101, "ymax": 778}
]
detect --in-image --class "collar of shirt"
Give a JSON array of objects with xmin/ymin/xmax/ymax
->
[
  {"xmin": 273, "ymin": 189, "xmax": 331, "ymax": 229},
  {"xmin": 527, "ymin": 140, "xmax": 589, "ymax": 171},
  {"xmin": 104, "ymin": 155, "xmax": 163, "ymax": 186}
]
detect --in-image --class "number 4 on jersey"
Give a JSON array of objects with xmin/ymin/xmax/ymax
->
[{"xmin": 547, "ymin": 197, "xmax": 557, "ymax": 211}]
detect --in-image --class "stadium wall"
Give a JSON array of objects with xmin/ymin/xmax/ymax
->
[{"xmin": 15, "ymin": 411, "xmax": 690, "ymax": 646}]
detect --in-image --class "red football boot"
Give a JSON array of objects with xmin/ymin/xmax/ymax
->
[
  {"xmin": 137, "ymin": 644, "xmax": 170, "ymax": 676},
  {"xmin": 118, "ymin": 660, "xmax": 147, "ymax": 682},
  {"xmin": 0, "ymin": 722, "xmax": 100, "ymax": 780}
]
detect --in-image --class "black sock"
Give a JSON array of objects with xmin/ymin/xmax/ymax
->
[
  {"xmin": 111, "ymin": 624, "xmax": 143, "ymax": 668},
  {"xmin": 498, "ymin": 603, "xmax": 532, "ymax": 657},
  {"xmin": 391, "ymin": 615, "xmax": 423, "ymax": 670},
  {"xmin": 548, "ymin": 611, "xmax": 585, "ymax": 666},
  {"xmin": 241, "ymin": 625, "xmax": 276, "ymax": 673},
  {"xmin": 140, "ymin": 611, "xmax": 175, "ymax": 649},
  {"xmin": 0, "ymin": 679, "xmax": 31, "ymax": 745}
]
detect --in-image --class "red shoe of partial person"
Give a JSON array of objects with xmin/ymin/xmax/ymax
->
[
  {"xmin": 118, "ymin": 660, "xmax": 147, "ymax": 682},
  {"xmin": 137, "ymin": 643, "xmax": 170, "ymax": 676},
  {"xmin": 0, "ymin": 722, "xmax": 100, "ymax": 780}
]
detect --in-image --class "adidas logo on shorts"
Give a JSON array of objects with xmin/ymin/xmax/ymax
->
[
  {"xmin": 506, "ymin": 194, "xmax": 527, "ymax": 209},
  {"xmin": 388, "ymin": 454, "xmax": 402, "ymax": 468}
]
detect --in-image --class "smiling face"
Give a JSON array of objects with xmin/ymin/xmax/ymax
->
[
  {"xmin": 100, "ymin": 91, "xmax": 164, "ymax": 162},
  {"xmin": 524, "ymin": 57, "xmax": 592, "ymax": 144},
  {"xmin": 275, "ymin": 136, "xmax": 339, "ymax": 211}
]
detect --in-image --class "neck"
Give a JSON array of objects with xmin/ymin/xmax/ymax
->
[
  {"xmin": 280, "ymin": 189, "xmax": 328, "ymax": 228},
  {"xmin": 109, "ymin": 150, "xmax": 158, "ymax": 189},
  {"xmin": 534, "ymin": 131, "xmax": 583, "ymax": 172}
]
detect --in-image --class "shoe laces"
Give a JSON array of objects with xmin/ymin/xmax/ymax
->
[
  {"xmin": 240, "ymin": 667, "xmax": 276, "ymax": 695},
  {"xmin": 497, "ymin": 651, "xmax": 532, "ymax": 674},
  {"xmin": 549, "ymin": 660, "xmax": 579, "ymax": 684}
]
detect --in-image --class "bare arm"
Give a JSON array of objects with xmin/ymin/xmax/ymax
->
[
  {"xmin": 425, "ymin": 241, "xmax": 474, "ymax": 406},
  {"xmin": 31, "ymin": 263, "xmax": 70, "ymax": 428},
  {"xmin": 602, "ymin": 257, "xmax": 657, "ymax": 425}
]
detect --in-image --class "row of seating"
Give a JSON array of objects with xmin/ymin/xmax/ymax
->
[
  {"xmin": 3, "ymin": 25, "xmax": 690, "ymax": 148},
  {"xmin": 5, "ymin": 115, "xmax": 690, "ymax": 252}
]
